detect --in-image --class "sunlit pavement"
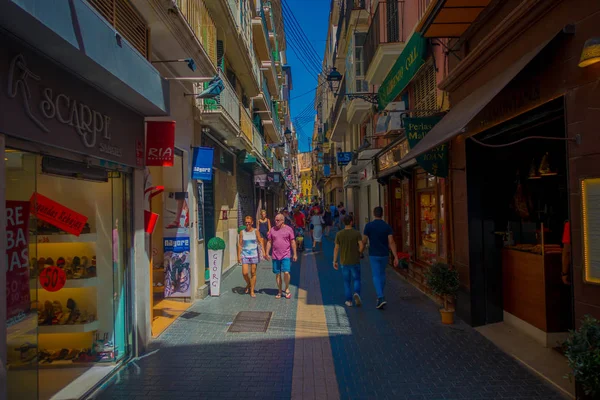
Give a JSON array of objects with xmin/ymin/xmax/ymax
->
[{"xmin": 97, "ymin": 233, "xmax": 565, "ymax": 400}]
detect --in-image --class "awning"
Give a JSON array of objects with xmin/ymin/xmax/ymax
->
[
  {"xmin": 398, "ymin": 37, "xmax": 553, "ymax": 168},
  {"xmin": 417, "ymin": 0, "xmax": 492, "ymax": 38}
]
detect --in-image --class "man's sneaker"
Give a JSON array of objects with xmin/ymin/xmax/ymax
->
[
  {"xmin": 376, "ymin": 297, "xmax": 387, "ymax": 309},
  {"xmin": 353, "ymin": 293, "xmax": 362, "ymax": 307},
  {"xmin": 344, "ymin": 300, "xmax": 353, "ymax": 307}
]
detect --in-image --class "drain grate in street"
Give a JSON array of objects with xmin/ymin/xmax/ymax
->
[
  {"xmin": 180, "ymin": 311, "xmax": 201, "ymax": 319},
  {"xmin": 227, "ymin": 311, "xmax": 272, "ymax": 333}
]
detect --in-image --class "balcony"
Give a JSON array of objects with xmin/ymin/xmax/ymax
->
[
  {"xmin": 253, "ymin": 127, "xmax": 266, "ymax": 160},
  {"xmin": 204, "ymin": 0, "xmax": 260, "ymax": 96},
  {"xmin": 272, "ymin": 156, "xmax": 284, "ymax": 173},
  {"xmin": 252, "ymin": 6, "xmax": 272, "ymax": 62},
  {"xmin": 365, "ymin": 1, "xmax": 406, "ymax": 85},
  {"xmin": 329, "ymin": 79, "xmax": 348, "ymax": 142},
  {"xmin": 262, "ymin": 57, "xmax": 280, "ymax": 100},
  {"xmin": 263, "ymin": 101, "xmax": 282, "ymax": 144},
  {"xmin": 196, "ymin": 72, "xmax": 244, "ymax": 149},
  {"xmin": 240, "ymin": 105, "xmax": 256, "ymax": 149},
  {"xmin": 346, "ymin": 80, "xmax": 371, "ymax": 125},
  {"xmin": 252, "ymin": 75, "xmax": 273, "ymax": 119},
  {"xmin": 336, "ymin": 0, "xmax": 369, "ymax": 72}
]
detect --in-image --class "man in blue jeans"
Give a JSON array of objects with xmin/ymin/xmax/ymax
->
[
  {"xmin": 363, "ymin": 206, "xmax": 399, "ymax": 309},
  {"xmin": 333, "ymin": 215, "xmax": 365, "ymax": 307}
]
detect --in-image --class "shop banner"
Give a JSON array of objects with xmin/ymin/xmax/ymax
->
[
  {"xmin": 163, "ymin": 191, "xmax": 190, "ymax": 238},
  {"xmin": 146, "ymin": 121, "xmax": 176, "ymax": 166},
  {"xmin": 191, "ymin": 147, "xmax": 214, "ymax": 180},
  {"xmin": 337, "ymin": 152, "xmax": 352, "ymax": 166},
  {"xmin": 163, "ymin": 237, "xmax": 191, "ymax": 297},
  {"xmin": 30, "ymin": 192, "xmax": 88, "ymax": 236},
  {"xmin": 6, "ymin": 201, "xmax": 31, "ymax": 324},
  {"xmin": 405, "ymin": 117, "xmax": 448, "ymax": 178},
  {"xmin": 378, "ymin": 33, "xmax": 427, "ymax": 111}
]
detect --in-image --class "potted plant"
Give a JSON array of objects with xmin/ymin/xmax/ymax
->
[
  {"xmin": 424, "ymin": 262, "xmax": 459, "ymax": 325},
  {"xmin": 564, "ymin": 315, "xmax": 600, "ymax": 399},
  {"xmin": 207, "ymin": 237, "xmax": 226, "ymax": 297},
  {"xmin": 397, "ymin": 252, "xmax": 410, "ymax": 269}
]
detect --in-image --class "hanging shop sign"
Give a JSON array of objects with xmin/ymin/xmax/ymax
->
[
  {"xmin": 192, "ymin": 147, "xmax": 214, "ymax": 181},
  {"xmin": 337, "ymin": 152, "xmax": 352, "ymax": 166},
  {"xmin": 30, "ymin": 192, "xmax": 88, "ymax": 236},
  {"xmin": 6, "ymin": 201, "xmax": 31, "ymax": 325},
  {"xmin": 0, "ymin": 35, "xmax": 145, "ymax": 168},
  {"xmin": 378, "ymin": 32, "xmax": 428, "ymax": 111},
  {"xmin": 344, "ymin": 173, "xmax": 360, "ymax": 188},
  {"xmin": 581, "ymin": 177, "xmax": 600, "ymax": 284},
  {"xmin": 146, "ymin": 121, "xmax": 176, "ymax": 166},
  {"xmin": 267, "ymin": 172, "xmax": 281, "ymax": 185},
  {"xmin": 324, "ymin": 165, "xmax": 331, "ymax": 177},
  {"xmin": 405, "ymin": 117, "xmax": 447, "ymax": 177},
  {"xmin": 254, "ymin": 174, "xmax": 267, "ymax": 187},
  {"xmin": 377, "ymin": 140, "xmax": 409, "ymax": 172}
]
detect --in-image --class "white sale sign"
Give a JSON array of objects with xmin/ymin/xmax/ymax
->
[{"xmin": 209, "ymin": 249, "xmax": 223, "ymax": 296}]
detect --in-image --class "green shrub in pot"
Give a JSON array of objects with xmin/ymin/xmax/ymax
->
[
  {"xmin": 564, "ymin": 315, "xmax": 600, "ymax": 399},
  {"xmin": 424, "ymin": 263, "xmax": 459, "ymax": 311}
]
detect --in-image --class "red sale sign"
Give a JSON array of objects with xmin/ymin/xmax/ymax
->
[
  {"xmin": 6, "ymin": 201, "xmax": 31, "ymax": 322},
  {"xmin": 39, "ymin": 266, "xmax": 67, "ymax": 292},
  {"xmin": 30, "ymin": 192, "xmax": 88, "ymax": 236}
]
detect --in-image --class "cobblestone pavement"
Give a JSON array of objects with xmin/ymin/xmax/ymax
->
[{"xmin": 97, "ymin": 233, "xmax": 566, "ymax": 400}]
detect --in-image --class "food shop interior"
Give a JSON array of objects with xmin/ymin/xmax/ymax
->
[
  {"xmin": 5, "ymin": 149, "xmax": 131, "ymax": 400},
  {"xmin": 466, "ymin": 98, "xmax": 573, "ymax": 342}
]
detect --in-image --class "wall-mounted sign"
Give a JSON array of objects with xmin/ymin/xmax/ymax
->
[
  {"xmin": 192, "ymin": 147, "xmax": 214, "ymax": 180},
  {"xmin": 337, "ymin": 152, "xmax": 352, "ymax": 166},
  {"xmin": 405, "ymin": 117, "xmax": 447, "ymax": 177},
  {"xmin": 582, "ymin": 178, "xmax": 600, "ymax": 285},
  {"xmin": 0, "ymin": 35, "xmax": 144, "ymax": 168},
  {"xmin": 30, "ymin": 192, "xmax": 88, "ymax": 236},
  {"xmin": 344, "ymin": 173, "xmax": 360, "ymax": 188},
  {"xmin": 6, "ymin": 201, "xmax": 31, "ymax": 324},
  {"xmin": 146, "ymin": 121, "xmax": 175, "ymax": 166},
  {"xmin": 378, "ymin": 32, "xmax": 427, "ymax": 110}
]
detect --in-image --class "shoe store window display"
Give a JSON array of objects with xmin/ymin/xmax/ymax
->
[{"xmin": 5, "ymin": 151, "xmax": 131, "ymax": 400}]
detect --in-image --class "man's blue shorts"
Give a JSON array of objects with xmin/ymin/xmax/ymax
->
[{"xmin": 272, "ymin": 258, "xmax": 291, "ymax": 274}]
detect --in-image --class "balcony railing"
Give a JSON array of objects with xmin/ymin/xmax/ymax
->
[
  {"xmin": 174, "ymin": 0, "xmax": 217, "ymax": 67},
  {"xmin": 262, "ymin": 73, "xmax": 273, "ymax": 108},
  {"xmin": 227, "ymin": 0, "xmax": 260, "ymax": 86},
  {"xmin": 344, "ymin": 0, "xmax": 367, "ymax": 30},
  {"xmin": 240, "ymin": 106, "xmax": 254, "ymax": 144},
  {"xmin": 332, "ymin": 77, "xmax": 347, "ymax": 126},
  {"xmin": 273, "ymin": 156, "xmax": 284, "ymax": 172},
  {"xmin": 253, "ymin": 128, "xmax": 266, "ymax": 158},
  {"xmin": 271, "ymin": 101, "xmax": 282, "ymax": 139},
  {"xmin": 88, "ymin": 0, "xmax": 149, "ymax": 59},
  {"xmin": 198, "ymin": 71, "xmax": 240, "ymax": 127},
  {"xmin": 364, "ymin": 1, "xmax": 405, "ymax": 74}
]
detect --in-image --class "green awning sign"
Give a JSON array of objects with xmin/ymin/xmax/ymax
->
[
  {"xmin": 405, "ymin": 117, "xmax": 447, "ymax": 178},
  {"xmin": 378, "ymin": 33, "xmax": 427, "ymax": 111}
]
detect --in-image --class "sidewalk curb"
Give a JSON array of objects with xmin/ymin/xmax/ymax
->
[{"xmin": 196, "ymin": 263, "xmax": 239, "ymax": 299}]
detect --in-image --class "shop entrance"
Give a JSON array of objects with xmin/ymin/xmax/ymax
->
[
  {"xmin": 466, "ymin": 98, "xmax": 573, "ymax": 337},
  {"xmin": 5, "ymin": 149, "xmax": 132, "ymax": 400}
]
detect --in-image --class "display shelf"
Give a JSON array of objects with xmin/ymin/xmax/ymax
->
[
  {"xmin": 30, "ymin": 277, "xmax": 98, "ymax": 290},
  {"xmin": 8, "ymin": 360, "xmax": 100, "ymax": 370},
  {"xmin": 153, "ymin": 286, "xmax": 165, "ymax": 293},
  {"xmin": 30, "ymin": 233, "xmax": 97, "ymax": 244},
  {"xmin": 38, "ymin": 321, "xmax": 99, "ymax": 334}
]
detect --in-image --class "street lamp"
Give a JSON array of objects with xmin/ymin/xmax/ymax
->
[
  {"xmin": 326, "ymin": 67, "xmax": 342, "ymax": 92},
  {"xmin": 284, "ymin": 128, "xmax": 292, "ymax": 142},
  {"xmin": 326, "ymin": 67, "xmax": 378, "ymax": 105}
]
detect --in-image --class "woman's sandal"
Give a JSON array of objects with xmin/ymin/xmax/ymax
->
[
  {"xmin": 285, "ymin": 290, "xmax": 292, "ymax": 299},
  {"xmin": 275, "ymin": 292, "xmax": 282, "ymax": 299},
  {"xmin": 250, "ymin": 292, "xmax": 256, "ymax": 298}
]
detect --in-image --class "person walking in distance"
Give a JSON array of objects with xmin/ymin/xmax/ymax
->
[
  {"xmin": 293, "ymin": 207, "xmax": 306, "ymax": 251},
  {"xmin": 266, "ymin": 214, "xmax": 298, "ymax": 299},
  {"xmin": 258, "ymin": 209, "xmax": 271, "ymax": 242},
  {"xmin": 310, "ymin": 208, "xmax": 325, "ymax": 252},
  {"xmin": 362, "ymin": 206, "xmax": 399, "ymax": 309},
  {"xmin": 237, "ymin": 216, "xmax": 266, "ymax": 298},
  {"xmin": 333, "ymin": 214, "xmax": 365, "ymax": 307}
]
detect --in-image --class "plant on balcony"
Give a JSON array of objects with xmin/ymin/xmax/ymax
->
[
  {"xmin": 425, "ymin": 263, "xmax": 459, "ymax": 325},
  {"xmin": 563, "ymin": 315, "xmax": 600, "ymax": 399}
]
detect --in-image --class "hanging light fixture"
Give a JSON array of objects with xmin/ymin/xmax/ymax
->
[
  {"xmin": 326, "ymin": 67, "xmax": 343, "ymax": 92},
  {"xmin": 578, "ymin": 37, "xmax": 600, "ymax": 67}
]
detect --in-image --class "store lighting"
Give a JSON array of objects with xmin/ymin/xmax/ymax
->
[{"xmin": 579, "ymin": 37, "xmax": 600, "ymax": 67}]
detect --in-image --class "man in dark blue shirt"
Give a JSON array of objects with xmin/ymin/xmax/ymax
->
[{"xmin": 363, "ymin": 206, "xmax": 399, "ymax": 309}]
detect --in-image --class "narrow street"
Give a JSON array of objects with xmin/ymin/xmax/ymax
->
[{"xmin": 98, "ymin": 236, "xmax": 565, "ymax": 400}]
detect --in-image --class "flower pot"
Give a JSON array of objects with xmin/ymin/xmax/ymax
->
[
  {"xmin": 440, "ymin": 309, "xmax": 454, "ymax": 325},
  {"xmin": 208, "ymin": 249, "xmax": 224, "ymax": 296}
]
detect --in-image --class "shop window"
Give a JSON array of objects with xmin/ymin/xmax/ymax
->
[
  {"xmin": 6, "ymin": 150, "xmax": 131, "ymax": 399},
  {"xmin": 415, "ymin": 168, "xmax": 446, "ymax": 264}
]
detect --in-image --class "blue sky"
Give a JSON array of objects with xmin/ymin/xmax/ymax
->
[{"xmin": 283, "ymin": 0, "xmax": 330, "ymax": 153}]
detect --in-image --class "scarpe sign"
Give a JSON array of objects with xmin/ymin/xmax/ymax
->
[
  {"xmin": 146, "ymin": 121, "xmax": 176, "ymax": 166},
  {"xmin": 192, "ymin": 147, "xmax": 214, "ymax": 180},
  {"xmin": 30, "ymin": 192, "xmax": 88, "ymax": 236}
]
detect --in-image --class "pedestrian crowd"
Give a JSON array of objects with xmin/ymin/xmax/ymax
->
[{"xmin": 237, "ymin": 199, "xmax": 399, "ymax": 309}]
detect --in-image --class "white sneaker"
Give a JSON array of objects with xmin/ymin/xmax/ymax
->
[{"xmin": 344, "ymin": 300, "xmax": 353, "ymax": 307}]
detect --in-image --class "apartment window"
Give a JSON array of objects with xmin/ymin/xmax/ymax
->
[
  {"xmin": 346, "ymin": 33, "xmax": 369, "ymax": 93},
  {"xmin": 414, "ymin": 62, "xmax": 437, "ymax": 114}
]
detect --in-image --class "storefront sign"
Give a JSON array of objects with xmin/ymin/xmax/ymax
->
[
  {"xmin": 344, "ymin": 173, "xmax": 360, "ymax": 188},
  {"xmin": 337, "ymin": 152, "xmax": 352, "ymax": 166},
  {"xmin": 267, "ymin": 172, "xmax": 281, "ymax": 184},
  {"xmin": 378, "ymin": 33, "xmax": 428, "ymax": 110},
  {"xmin": 163, "ymin": 236, "xmax": 191, "ymax": 297},
  {"xmin": 6, "ymin": 201, "xmax": 31, "ymax": 324},
  {"xmin": 39, "ymin": 266, "xmax": 67, "ymax": 292},
  {"xmin": 581, "ymin": 178, "xmax": 600, "ymax": 284},
  {"xmin": 30, "ymin": 192, "xmax": 88, "ymax": 236},
  {"xmin": 254, "ymin": 174, "xmax": 267, "ymax": 187},
  {"xmin": 0, "ymin": 35, "xmax": 144, "ymax": 168},
  {"xmin": 209, "ymin": 248, "xmax": 223, "ymax": 296},
  {"xmin": 146, "ymin": 121, "xmax": 175, "ymax": 166},
  {"xmin": 405, "ymin": 117, "xmax": 447, "ymax": 177},
  {"xmin": 377, "ymin": 140, "xmax": 409, "ymax": 172},
  {"xmin": 191, "ymin": 147, "xmax": 214, "ymax": 180}
]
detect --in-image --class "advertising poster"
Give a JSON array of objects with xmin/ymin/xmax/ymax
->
[
  {"xmin": 6, "ymin": 201, "xmax": 31, "ymax": 325},
  {"xmin": 163, "ymin": 191, "xmax": 191, "ymax": 297}
]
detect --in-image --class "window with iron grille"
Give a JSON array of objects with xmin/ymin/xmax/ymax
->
[{"xmin": 414, "ymin": 62, "xmax": 437, "ymax": 115}]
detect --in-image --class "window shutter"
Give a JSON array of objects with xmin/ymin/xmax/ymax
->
[{"xmin": 217, "ymin": 40, "xmax": 225, "ymax": 69}]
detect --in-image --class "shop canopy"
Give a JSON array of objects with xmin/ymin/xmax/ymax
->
[
  {"xmin": 397, "ymin": 37, "xmax": 553, "ymax": 170},
  {"xmin": 417, "ymin": 0, "xmax": 492, "ymax": 38}
]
